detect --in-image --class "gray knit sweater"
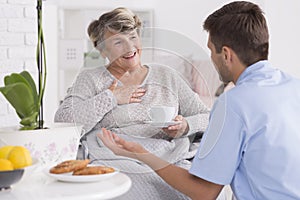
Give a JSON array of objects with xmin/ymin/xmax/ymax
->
[
  {"xmin": 54, "ymin": 64, "xmax": 210, "ymax": 199},
  {"xmin": 55, "ymin": 64, "xmax": 209, "ymax": 136}
]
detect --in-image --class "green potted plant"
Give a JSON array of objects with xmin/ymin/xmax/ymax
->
[{"xmin": 0, "ymin": 0, "xmax": 82, "ymax": 164}]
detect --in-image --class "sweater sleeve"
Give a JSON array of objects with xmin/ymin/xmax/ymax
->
[
  {"xmin": 176, "ymin": 73, "xmax": 210, "ymax": 136},
  {"xmin": 54, "ymin": 68, "xmax": 117, "ymax": 134}
]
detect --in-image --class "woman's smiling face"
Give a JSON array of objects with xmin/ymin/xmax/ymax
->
[{"xmin": 101, "ymin": 29, "xmax": 142, "ymax": 71}]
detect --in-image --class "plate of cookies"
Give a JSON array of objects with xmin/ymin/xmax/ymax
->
[{"xmin": 45, "ymin": 159, "xmax": 119, "ymax": 183}]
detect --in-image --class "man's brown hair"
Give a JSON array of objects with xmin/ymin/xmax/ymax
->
[{"xmin": 204, "ymin": 1, "xmax": 269, "ymax": 66}]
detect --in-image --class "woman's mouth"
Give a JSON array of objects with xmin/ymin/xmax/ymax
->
[{"xmin": 123, "ymin": 52, "xmax": 136, "ymax": 59}]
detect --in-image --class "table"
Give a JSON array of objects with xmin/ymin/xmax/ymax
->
[{"xmin": 0, "ymin": 169, "xmax": 132, "ymax": 200}]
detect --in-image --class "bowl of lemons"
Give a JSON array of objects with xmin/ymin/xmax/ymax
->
[
  {"xmin": 0, "ymin": 167, "xmax": 24, "ymax": 191},
  {"xmin": 0, "ymin": 145, "xmax": 33, "ymax": 191}
]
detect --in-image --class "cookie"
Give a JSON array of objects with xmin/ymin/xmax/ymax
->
[
  {"xmin": 49, "ymin": 159, "xmax": 90, "ymax": 174},
  {"xmin": 73, "ymin": 166, "xmax": 115, "ymax": 175}
]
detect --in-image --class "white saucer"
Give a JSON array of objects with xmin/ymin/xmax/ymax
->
[{"xmin": 145, "ymin": 121, "xmax": 181, "ymax": 128}]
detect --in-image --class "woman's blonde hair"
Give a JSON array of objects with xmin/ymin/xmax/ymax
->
[{"xmin": 87, "ymin": 7, "xmax": 142, "ymax": 49}]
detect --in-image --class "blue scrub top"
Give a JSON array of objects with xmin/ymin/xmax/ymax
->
[{"xmin": 189, "ymin": 61, "xmax": 300, "ymax": 200}]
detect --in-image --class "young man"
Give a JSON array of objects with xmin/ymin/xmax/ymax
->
[{"xmin": 99, "ymin": 1, "xmax": 300, "ymax": 199}]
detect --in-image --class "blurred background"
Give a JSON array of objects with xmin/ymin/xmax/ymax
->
[{"xmin": 0, "ymin": 0, "xmax": 299, "ymax": 127}]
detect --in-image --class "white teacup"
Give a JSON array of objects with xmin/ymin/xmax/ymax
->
[{"xmin": 149, "ymin": 106, "xmax": 175, "ymax": 123}]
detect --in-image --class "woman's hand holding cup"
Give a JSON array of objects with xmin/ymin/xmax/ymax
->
[{"xmin": 162, "ymin": 115, "xmax": 189, "ymax": 138}]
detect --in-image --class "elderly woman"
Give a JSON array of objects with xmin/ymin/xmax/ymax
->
[{"xmin": 55, "ymin": 7, "xmax": 210, "ymax": 200}]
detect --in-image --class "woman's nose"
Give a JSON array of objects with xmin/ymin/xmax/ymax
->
[{"xmin": 123, "ymin": 40, "xmax": 135, "ymax": 52}]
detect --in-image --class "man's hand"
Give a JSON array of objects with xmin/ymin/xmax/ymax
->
[
  {"xmin": 98, "ymin": 128, "xmax": 171, "ymax": 171},
  {"xmin": 97, "ymin": 128, "xmax": 148, "ymax": 159},
  {"xmin": 162, "ymin": 115, "xmax": 189, "ymax": 138}
]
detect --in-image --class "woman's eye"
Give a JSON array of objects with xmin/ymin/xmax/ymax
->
[
  {"xmin": 130, "ymin": 36, "xmax": 137, "ymax": 40},
  {"xmin": 114, "ymin": 41, "xmax": 121, "ymax": 45}
]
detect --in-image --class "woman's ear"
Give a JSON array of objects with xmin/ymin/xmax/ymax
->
[
  {"xmin": 100, "ymin": 49, "xmax": 107, "ymax": 58},
  {"xmin": 99, "ymin": 50, "xmax": 110, "ymax": 64}
]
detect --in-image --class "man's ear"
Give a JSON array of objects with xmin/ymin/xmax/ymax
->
[{"xmin": 222, "ymin": 46, "xmax": 232, "ymax": 64}]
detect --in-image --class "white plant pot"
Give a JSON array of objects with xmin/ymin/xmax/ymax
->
[{"xmin": 0, "ymin": 123, "xmax": 82, "ymax": 165}]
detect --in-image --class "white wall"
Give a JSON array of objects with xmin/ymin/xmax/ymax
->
[
  {"xmin": 43, "ymin": 4, "xmax": 59, "ymax": 124},
  {"xmin": 264, "ymin": 0, "xmax": 300, "ymax": 78},
  {"xmin": 46, "ymin": 0, "xmax": 154, "ymax": 11},
  {"xmin": 0, "ymin": 0, "xmax": 37, "ymax": 127},
  {"xmin": 151, "ymin": 0, "xmax": 264, "ymax": 55}
]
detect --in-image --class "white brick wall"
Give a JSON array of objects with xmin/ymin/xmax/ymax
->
[
  {"xmin": 8, "ymin": 0, "xmax": 35, "ymax": 5},
  {"xmin": 8, "ymin": 46, "xmax": 36, "ymax": 58},
  {"xmin": 0, "ymin": 19, "xmax": 7, "ymax": 31},
  {"xmin": 8, "ymin": 18, "xmax": 37, "ymax": 32},
  {"xmin": 0, "ymin": 5, "xmax": 24, "ymax": 18},
  {"xmin": 0, "ymin": 60, "xmax": 24, "ymax": 72},
  {"xmin": 0, "ymin": 0, "xmax": 37, "ymax": 128},
  {"xmin": 24, "ymin": 6, "xmax": 36, "ymax": 18},
  {"xmin": 25, "ymin": 33, "xmax": 37, "ymax": 45},
  {"xmin": 0, "ymin": 48, "xmax": 7, "ymax": 59},
  {"xmin": 0, "ymin": 32, "xmax": 23, "ymax": 45}
]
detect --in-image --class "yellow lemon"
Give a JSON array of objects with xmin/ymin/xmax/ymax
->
[
  {"xmin": 0, "ymin": 145, "xmax": 14, "ymax": 159},
  {"xmin": 7, "ymin": 146, "xmax": 32, "ymax": 169},
  {"xmin": 0, "ymin": 158, "xmax": 14, "ymax": 171}
]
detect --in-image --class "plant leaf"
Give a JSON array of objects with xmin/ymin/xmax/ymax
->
[
  {"xmin": 20, "ymin": 125, "xmax": 38, "ymax": 130},
  {"xmin": 20, "ymin": 71, "xmax": 38, "ymax": 106},
  {"xmin": 4, "ymin": 73, "xmax": 30, "ymax": 88},
  {"xmin": 20, "ymin": 111, "xmax": 38, "ymax": 126},
  {"xmin": 2, "ymin": 72, "xmax": 39, "ymax": 119},
  {"xmin": 0, "ymin": 82, "xmax": 38, "ymax": 119}
]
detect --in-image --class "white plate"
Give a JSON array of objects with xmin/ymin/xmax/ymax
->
[
  {"xmin": 145, "ymin": 121, "xmax": 181, "ymax": 128},
  {"xmin": 44, "ymin": 165, "xmax": 119, "ymax": 183}
]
